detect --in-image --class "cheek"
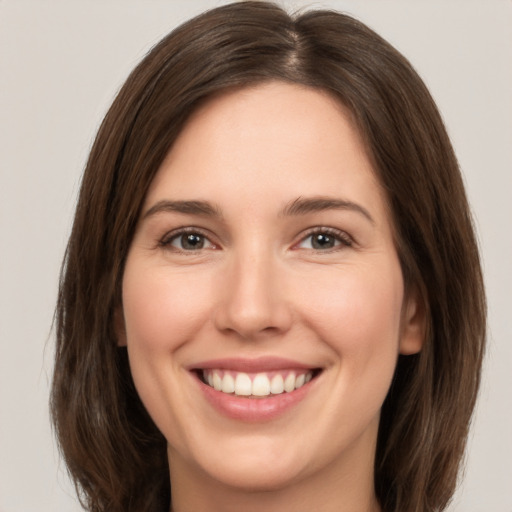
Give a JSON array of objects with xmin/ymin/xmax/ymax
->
[
  {"xmin": 120, "ymin": 263, "xmax": 214, "ymax": 443},
  {"xmin": 122, "ymin": 266, "xmax": 211, "ymax": 352},
  {"xmin": 298, "ymin": 260, "xmax": 404, "ymax": 377}
]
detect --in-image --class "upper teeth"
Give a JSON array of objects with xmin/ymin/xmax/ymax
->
[{"xmin": 203, "ymin": 370, "xmax": 313, "ymax": 397}]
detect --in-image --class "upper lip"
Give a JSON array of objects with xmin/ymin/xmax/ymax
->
[{"xmin": 189, "ymin": 356, "xmax": 318, "ymax": 373}]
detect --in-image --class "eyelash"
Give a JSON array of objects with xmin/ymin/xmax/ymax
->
[
  {"xmin": 296, "ymin": 227, "xmax": 353, "ymax": 251},
  {"xmin": 159, "ymin": 226, "xmax": 353, "ymax": 253},
  {"xmin": 159, "ymin": 227, "xmax": 216, "ymax": 253}
]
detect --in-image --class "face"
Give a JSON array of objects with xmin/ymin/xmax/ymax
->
[{"xmin": 120, "ymin": 82, "xmax": 423, "ymax": 494}]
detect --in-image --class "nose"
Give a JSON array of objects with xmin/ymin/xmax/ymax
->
[{"xmin": 213, "ymin": 248, "xmax": 293, "ymax": 340}]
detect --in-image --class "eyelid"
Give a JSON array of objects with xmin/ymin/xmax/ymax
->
[
  {"xmin": 157, "ymin": 225, "xmax": 353, "ymax": 253},
  {"xmin": 292, "ymin": 226, "xmax": 354, "ymax": 250},
  {"xmin": 159, "ymin": 226, "xmax": 219, "ymax": 251}
]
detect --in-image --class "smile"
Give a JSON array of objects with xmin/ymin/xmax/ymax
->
[
  {"xmin": 201, "ymin": 369, "xmax": 314, "ymax": 397},
  {"xmin": 191, "ymin": 358, "xmax": 322, "ymax": 422}
]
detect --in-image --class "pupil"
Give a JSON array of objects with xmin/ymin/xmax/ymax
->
[
  {"xmin": 312, "ymin": 233, "xmax": 334, "ymax": 249},
  {"xmin": 182, "ymin": 233, "xmax": 204, "ymax": 250}
]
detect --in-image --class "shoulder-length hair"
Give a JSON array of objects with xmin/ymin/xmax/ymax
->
[{"xmin": 51, "ymin": 2, "xmax": 486, "ymax": 511}]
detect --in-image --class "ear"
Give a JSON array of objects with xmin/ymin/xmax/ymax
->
[
  {"xmin": 399, "ymin": 287, "xmax": 426, "ymax": 355},
  {"xmin": 114, "ymin": 307, "xmax": 127, "ymax": 347}
]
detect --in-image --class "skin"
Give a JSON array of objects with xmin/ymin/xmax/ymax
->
[{"xmin": 119, "ymin": 82, "xmax": 424, "ymax": 512}]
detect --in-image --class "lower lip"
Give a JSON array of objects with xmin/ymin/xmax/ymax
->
[{"xmin": 195, "ymin": 374, "xmax": 316, "ymax": 422}]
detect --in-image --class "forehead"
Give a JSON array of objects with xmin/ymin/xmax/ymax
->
[{"xmin": 145, "ymin": 81, "xmax": 388, "ymax": 225}]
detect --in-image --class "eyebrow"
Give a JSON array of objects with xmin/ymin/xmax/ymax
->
[
  {"xmin": 280, "ymin": 196, "xmax": 375, "ymax": 224},
  {"xmin": 142, "ymin": 200, "xmax": 223, "ymax": 220},
  {"xmin": 142, "ymin": 196, "xmax": 374, "ymax": 224}
]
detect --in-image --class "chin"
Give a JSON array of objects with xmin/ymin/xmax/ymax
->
[
  {"xmin": 174, "ymin": 433, "xmax": 313, "ymax": 493},
  {"xmin": 203, "ymin": 457, "xmax": 306, "ymax": 492}
]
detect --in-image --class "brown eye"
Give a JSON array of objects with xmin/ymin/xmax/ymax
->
[
  {"xmin": 162, "ymin": 230, "xmax": 215, "ymax": 251},
  {"xmin": 310, "ymin": 233, "xmax": 337, "ymax": 249},
  {"xmin": 176, "ymin": 233, "xmax": 205, "ymax": 250},
  {"xmin": 297, "ymin": 229, "xmax": 352, "ymax": 251}
]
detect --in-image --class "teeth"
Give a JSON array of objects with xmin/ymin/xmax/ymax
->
[
  {"xmin": 252, "ymin": 373, "xmax": 271, "ymax": 396},
  {"xmin": 284, "ymin": 372, "xmax": 296, "ymax": 392},
  {"xmin": 234, "ymin": 373, "xmax": 252, "ymax": 396},
  {"xmin": 270, "ymin": 374, "xmax": 284, "ymax": 394},
  {"xmin": 203, "ymin": 369, "xmax": 314, "ymax": 397},
  {"xmin": 213, "ymin": 372, "xmax": 222, "ymax": 391},
  {"xmin": 221, "ymin": 373, "xmax": 235, "ymax": 394}
]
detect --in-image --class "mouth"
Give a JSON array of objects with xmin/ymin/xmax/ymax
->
[
  {"xmin": 196, "ymin": 368, "xmax": 320, "ymax": 398},
  {"xmin": 189, "ymin": 357, "xmax": 322, "ymax": 421}
]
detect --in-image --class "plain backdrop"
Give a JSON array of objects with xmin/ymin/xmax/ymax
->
[{"xmin": 1, "ymin": 1, "xmax": 511, "ymax": 511}]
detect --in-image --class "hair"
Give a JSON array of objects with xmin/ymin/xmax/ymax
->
[{"xmin": 51, "ymin": 2, "xmax": 486, "ymax": 511}]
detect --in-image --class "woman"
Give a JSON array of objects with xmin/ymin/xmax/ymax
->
[{"xmin": 51, "ymin": 2, "xmax": 486, "ymax": 511}]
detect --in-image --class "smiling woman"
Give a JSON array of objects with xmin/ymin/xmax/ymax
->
[
  {"xmin": 120, "ymin": 83, "xmax": 421, "ymax": 505},
  {"xmin": 50, "ymin": 2, "xmax": 486, "ymax": 512}
]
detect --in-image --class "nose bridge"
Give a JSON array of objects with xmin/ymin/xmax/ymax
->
[{"xmin": 214, "ymin": 240, "xmax": 291, "ymax": 339}]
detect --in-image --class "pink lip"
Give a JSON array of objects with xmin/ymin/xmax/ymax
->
[
  {"xmin": 189, "ymin": 356, "xmax": 315, "ymax": 372},
  {"xmin": 189, "ymin": 357, "xmax": 320, "ymax": 422}
]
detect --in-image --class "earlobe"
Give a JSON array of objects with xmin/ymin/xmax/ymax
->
[
  {"xmin": 114, "ymin": 308, "xmax": 127, "ymax": 347},
  {"xmin": 399, "ymin": 288, "xmax": 426, "ymax": 355}
]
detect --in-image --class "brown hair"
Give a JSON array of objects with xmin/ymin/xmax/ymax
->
[{"xmin": 51, "ymin": 2, "xmax": 486, "ymax": 511}]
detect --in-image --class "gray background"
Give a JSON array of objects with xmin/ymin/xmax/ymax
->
[{"xmin": 1, "ymin": 1, "xmax": 511, "ymax": 510}]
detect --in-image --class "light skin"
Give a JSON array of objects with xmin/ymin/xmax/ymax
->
[{"xmin": 119, "ymin": 82, "xmax": 424, "ymax": 512}]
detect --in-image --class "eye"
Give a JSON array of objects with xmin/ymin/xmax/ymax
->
[
  {"xmin": 296, "ymin": 228, "xmax": 352, "ymax": 251},
  {"xmin": 161, "ymin": 229, "xmax": 216, "ymax": 252}
]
